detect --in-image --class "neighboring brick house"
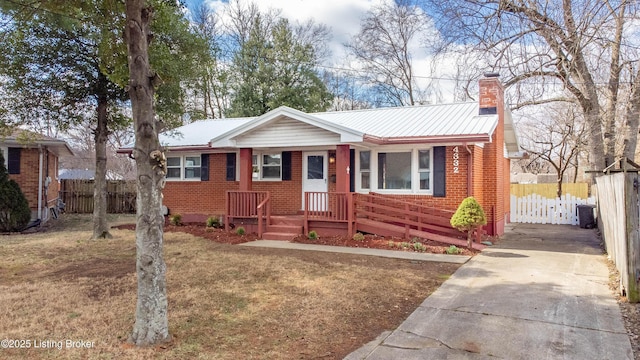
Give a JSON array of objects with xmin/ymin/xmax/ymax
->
[
  {"xmin": 1, "ymin": 130, "xmax": 73, "ymax": 222},
  {"xmin": 120, "ymin": 74, "xmax": 523, "ymax": 237}
]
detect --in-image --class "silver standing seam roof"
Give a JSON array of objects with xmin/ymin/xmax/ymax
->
[{"xmin": 120, "ymin": 102, "xmax": 512, "ymax": 152}]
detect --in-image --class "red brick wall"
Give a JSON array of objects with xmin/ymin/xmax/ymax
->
[
  {"xmin": 6, "ymin": 147, "xmax": 60, "ymax": 215},
  {"xmin": 163, "ymin": 152, "xmax": 304, "ymax": 219},
  {"xmin": 8, "ymin": 148, "xmax": 40, "ymax": 211}
]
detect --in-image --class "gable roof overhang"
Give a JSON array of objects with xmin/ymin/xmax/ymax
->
[
  {"xmin": 1, "ymin": 131, "xmax": 74, "ymax": 157},
  {"xmin": 504, "ymin": 107, "xmax": 526, "ymax": 159},
  {"xmin": 209, "ymin": 106, "xmax": 365, "ymax": 148}
]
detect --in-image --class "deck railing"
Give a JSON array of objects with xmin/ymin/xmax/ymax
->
[
  {"xmin": 304, "ymin": 192, "xmax": 354, "ymax": 235},
  {"xmin": 355, "ymin": 193, "xmax": 460, "ymax": 238},
  {"xmin": 225, "ymin": 191, "xmax": 270, "ymax": 232},
  {"xmin": 256, "ymin": 193, "xmax": 271, "ymax": 238}
]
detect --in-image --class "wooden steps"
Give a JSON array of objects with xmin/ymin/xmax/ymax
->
[
  {"xmin": 356, "ymin": 218, "xmax": 485, "ymax": 251},
  {"xmin": 262, "ymin": 215, "xmax": 303, "ymax": 241}
]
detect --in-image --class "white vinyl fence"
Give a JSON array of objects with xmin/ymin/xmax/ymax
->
[{"xmin": 510, "ymin": 194, "xmax": 596, "ymax": 225}]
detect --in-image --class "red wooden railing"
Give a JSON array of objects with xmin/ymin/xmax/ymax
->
[
  {"xmin": 225, "ymin": 191, "xmax": 270, "ymax": 233},
  {"xmin": 355, "ymin": 193, "xmax": 460, "ymax": 238},
  {"xmin": 256, "ymin": 193, "xmax": 271, "ymax": 238},
  {"xmin": 304, "ymin": 192, "xmax": 354, "ymax": 235}
]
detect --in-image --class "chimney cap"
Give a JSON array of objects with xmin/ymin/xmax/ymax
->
[{"xmin": 484, "ymin": 72, "xmax": 500, "ymax": 78}]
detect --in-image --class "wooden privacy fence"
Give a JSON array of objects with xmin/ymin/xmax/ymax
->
[
  {"xmin": 510, "ymin": 183, "xmax": 589, "ymax": 199},
  {"xmin": 596, "ymin": 172, "xmax": 640, "ymax": 302},
  {"xmin": 59, "ymin": 180, "xmax": 136, "ymax": 214},
  {"xmin": 510, "ymin": 193, "xmax": 596, "ymax": 225}
]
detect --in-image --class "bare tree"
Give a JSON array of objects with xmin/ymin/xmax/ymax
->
[
  {"xmin": 346, "ymin": 0, "xmax": 431, "ymax": 106},
  {"xmin": 191, "ymin": 4, "xmax": 229, "ymax": 119},
  {"xmin": 427, "ymin": 0, "xmax": 640, "ymax": 172},
  {"xmin": 518, "ymin": 104, "xmax": 588, "ymax": 197},
  {"xmin": 125, "ymin": 0, "xmax": 169, "ymax": 346}
]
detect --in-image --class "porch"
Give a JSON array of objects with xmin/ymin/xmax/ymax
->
[{"xmin": 225, "ymin": 190, "xmax": 485, "ymax": 250}]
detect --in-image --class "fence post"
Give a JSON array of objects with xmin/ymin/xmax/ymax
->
[{"xmin": 626, "ymin": 173, "xmax": 640, "ymax": 302}]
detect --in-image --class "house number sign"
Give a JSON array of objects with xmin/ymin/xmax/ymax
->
[{"xmin": 452, "ymin": 147, "xmax": 460, "ymax": 174}]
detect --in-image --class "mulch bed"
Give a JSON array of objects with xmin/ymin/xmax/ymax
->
[{"xmin": 113, "ymin": 222, "xmax": 483, "ymax": 256}]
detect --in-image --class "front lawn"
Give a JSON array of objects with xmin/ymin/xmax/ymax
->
[{"xmin": 0, "ymin": 214, "xmax": 459, "ymax": 359}]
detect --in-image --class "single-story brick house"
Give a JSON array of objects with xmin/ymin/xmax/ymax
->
[
  {"xmin": 1, "ymin": 130, "xmax": 73, "ymax": 223},
  {"xmin": 120, "ymin": 75, "xmax": 523, "ymax": 243}
]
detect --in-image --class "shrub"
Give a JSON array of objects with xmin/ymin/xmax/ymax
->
[
  {"xmin": 0, "ymin": 152, "xmax": 30, "ymax": 232},
  {"xmin": 308, "ymin": 230, "xmax": 318, "ymax": 240},
  {"xmin": 206, "ymin": 216, "xmax": 220, "ymax": 228},
  {"xmin": 236, "ymin": 226, "xmax": 245, "ymax": 235},
  {"xmin": 352, "ymin": 232, "xmax": 365, "ymax": 242},
  {"xmin": 169, "ymin": 214, "xmax": 182, "ymax": 226},
  {"xmin": 413, "ymin": 242, "xmax": 426, "ymax": 252},
  {"xmin": 446, "ymin": 245, "xmax": 460, "ymax": 254},
  {"xmin": 388, "ymin": 240, "xmax": 396, "ymax": 248},
  {"xmin": 450, "ymin": 197, "xmax": 487, "ymax": 248}
]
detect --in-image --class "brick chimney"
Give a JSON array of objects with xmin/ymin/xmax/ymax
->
[
  {"xmin": 477, "ymin": 72, "xmax": 507, "ymax": 236},
  {"xmin": 478, "ymin": 73, "xmax": 503, "ymax": 115}
]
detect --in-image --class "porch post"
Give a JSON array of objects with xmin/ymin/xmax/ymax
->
[
  {"xmin": 335, "ymin": 144, "xmax": 350, "ymax": 193},
  {"xmin": 239, "ymin": 148, "xmax": 253, "ymax": 191}
]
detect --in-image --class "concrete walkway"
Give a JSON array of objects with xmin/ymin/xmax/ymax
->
[
  {"xmin": 345, "ymin": 223, "xmax": 634, "ymax": 360},
  {"xmin": 240, "ymin": 240, "xmax": 470, "ymax": 264}
]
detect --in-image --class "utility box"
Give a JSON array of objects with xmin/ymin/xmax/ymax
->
[{"xmin": 577, "ymin": 204, "xmax": 596, "ymax": 228}]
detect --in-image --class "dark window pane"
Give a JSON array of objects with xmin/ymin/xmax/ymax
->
[
  {"xmin": 378, "ymin": 152, "xmax": 411, "ymax": 189},
  {"xmin": 167, "ymin": 168, "xmax": 181, "ymax": 178},
  {"xmin": 361, "ymin": 173, "xmax": 370, "ymax": 189},
  {"xmin": 167, "ymin": 157, "xmax": 181, "ymax": 167},
  {"xmin": 419, "ymin": 150, "xmax": 430, "ymax": 169},
  {"xmin": 307, "ymin": 155, "xmax": 324, "ymax": 179},
  {"xmin": 262, "ymin": 166, "xmax": 281, "ymax": 178},
  {"xmin": 420, "ymin": 172, "xmax": 430, "ymax": 190},
  {"xmin": 360, "ymin": 151, "xmax": 370, "ymax": 170},
  {"xmin": 185, "ymin": 168, "xmax": 201, "ymax": 179}
]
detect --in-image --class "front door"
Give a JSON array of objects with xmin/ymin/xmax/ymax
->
[{"xmin": 302, "ymin": 151, "xmax": 328, "ymax": 211}]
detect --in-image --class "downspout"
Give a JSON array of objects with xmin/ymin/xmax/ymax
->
[
  {"xmin": 37, "ymin": 145, "xmax": 44, "ymax": 220},
  {"xmin": 464, "ymin": 143, "xmax": 473, "ymax": 197}
]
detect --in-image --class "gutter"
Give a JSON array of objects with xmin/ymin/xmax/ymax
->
[{"xmin": 363, "ymin": 134, "xmax": 491, "ymax": 145}]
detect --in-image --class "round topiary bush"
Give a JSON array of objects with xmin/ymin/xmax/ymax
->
[
  {"xmin": 450, "ymin": 196, "xmax": 487, "ymax": 248},
  {"xmin": 0, "ymin": 152, "xmax": 31, "ymax": 232}
]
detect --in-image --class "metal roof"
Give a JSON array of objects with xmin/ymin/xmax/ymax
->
[
  {"xmin": 158, "ymin": 117, "xmax": 253, "ymax": 147},
  {"xmin": 312, "ymin": 102, "xmax": 497, "ymax": 139},
  {"xmin": 120, "ymin": 102, "xmax": 518, "ymax": 153}
]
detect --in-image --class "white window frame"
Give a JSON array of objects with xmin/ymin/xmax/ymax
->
[
  {"xmin": 252, "ymin": 151, "xmax": 282, "ymax": 181},
  {"xmin": 165, "ymin": 154, "xmax": 202, "ymax": 181},
  {"xmin": 355, "ymin": 147, "xmax": 433, "ymax": 194}
]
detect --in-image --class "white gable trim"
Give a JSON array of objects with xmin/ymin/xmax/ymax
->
[{"xmin": 209, "ymin": 106, "xmax": 364, "ymax": 148}]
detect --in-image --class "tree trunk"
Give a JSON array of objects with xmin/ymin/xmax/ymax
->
[
  {"xmin": 623, "ymin": 69, "xmax": 640, "ymax": 161},
  {"xmin": 125, "ymin": 0, "xmax": 170, "ymax": 346},
  {"xmin": 92, "ymin": 93, "xmax": 112, "ymax": 239}
]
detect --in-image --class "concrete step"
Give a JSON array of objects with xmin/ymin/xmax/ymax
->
[
  {"xmin": 262, "ymin": 232, "xmax": 298, "ymax": 241},
  {"xmin": 267, "ymin": 224, "xmax": 302, "ymax": 234}
]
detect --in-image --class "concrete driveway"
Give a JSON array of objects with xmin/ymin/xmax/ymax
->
[{"xmin": 346, "ymin": 223, "xmax": 633, "ymax": 359}]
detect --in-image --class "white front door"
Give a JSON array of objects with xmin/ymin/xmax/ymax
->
[{"xmin": 302, "ymin": 151, "xmax": 328, "ymax": 211}]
